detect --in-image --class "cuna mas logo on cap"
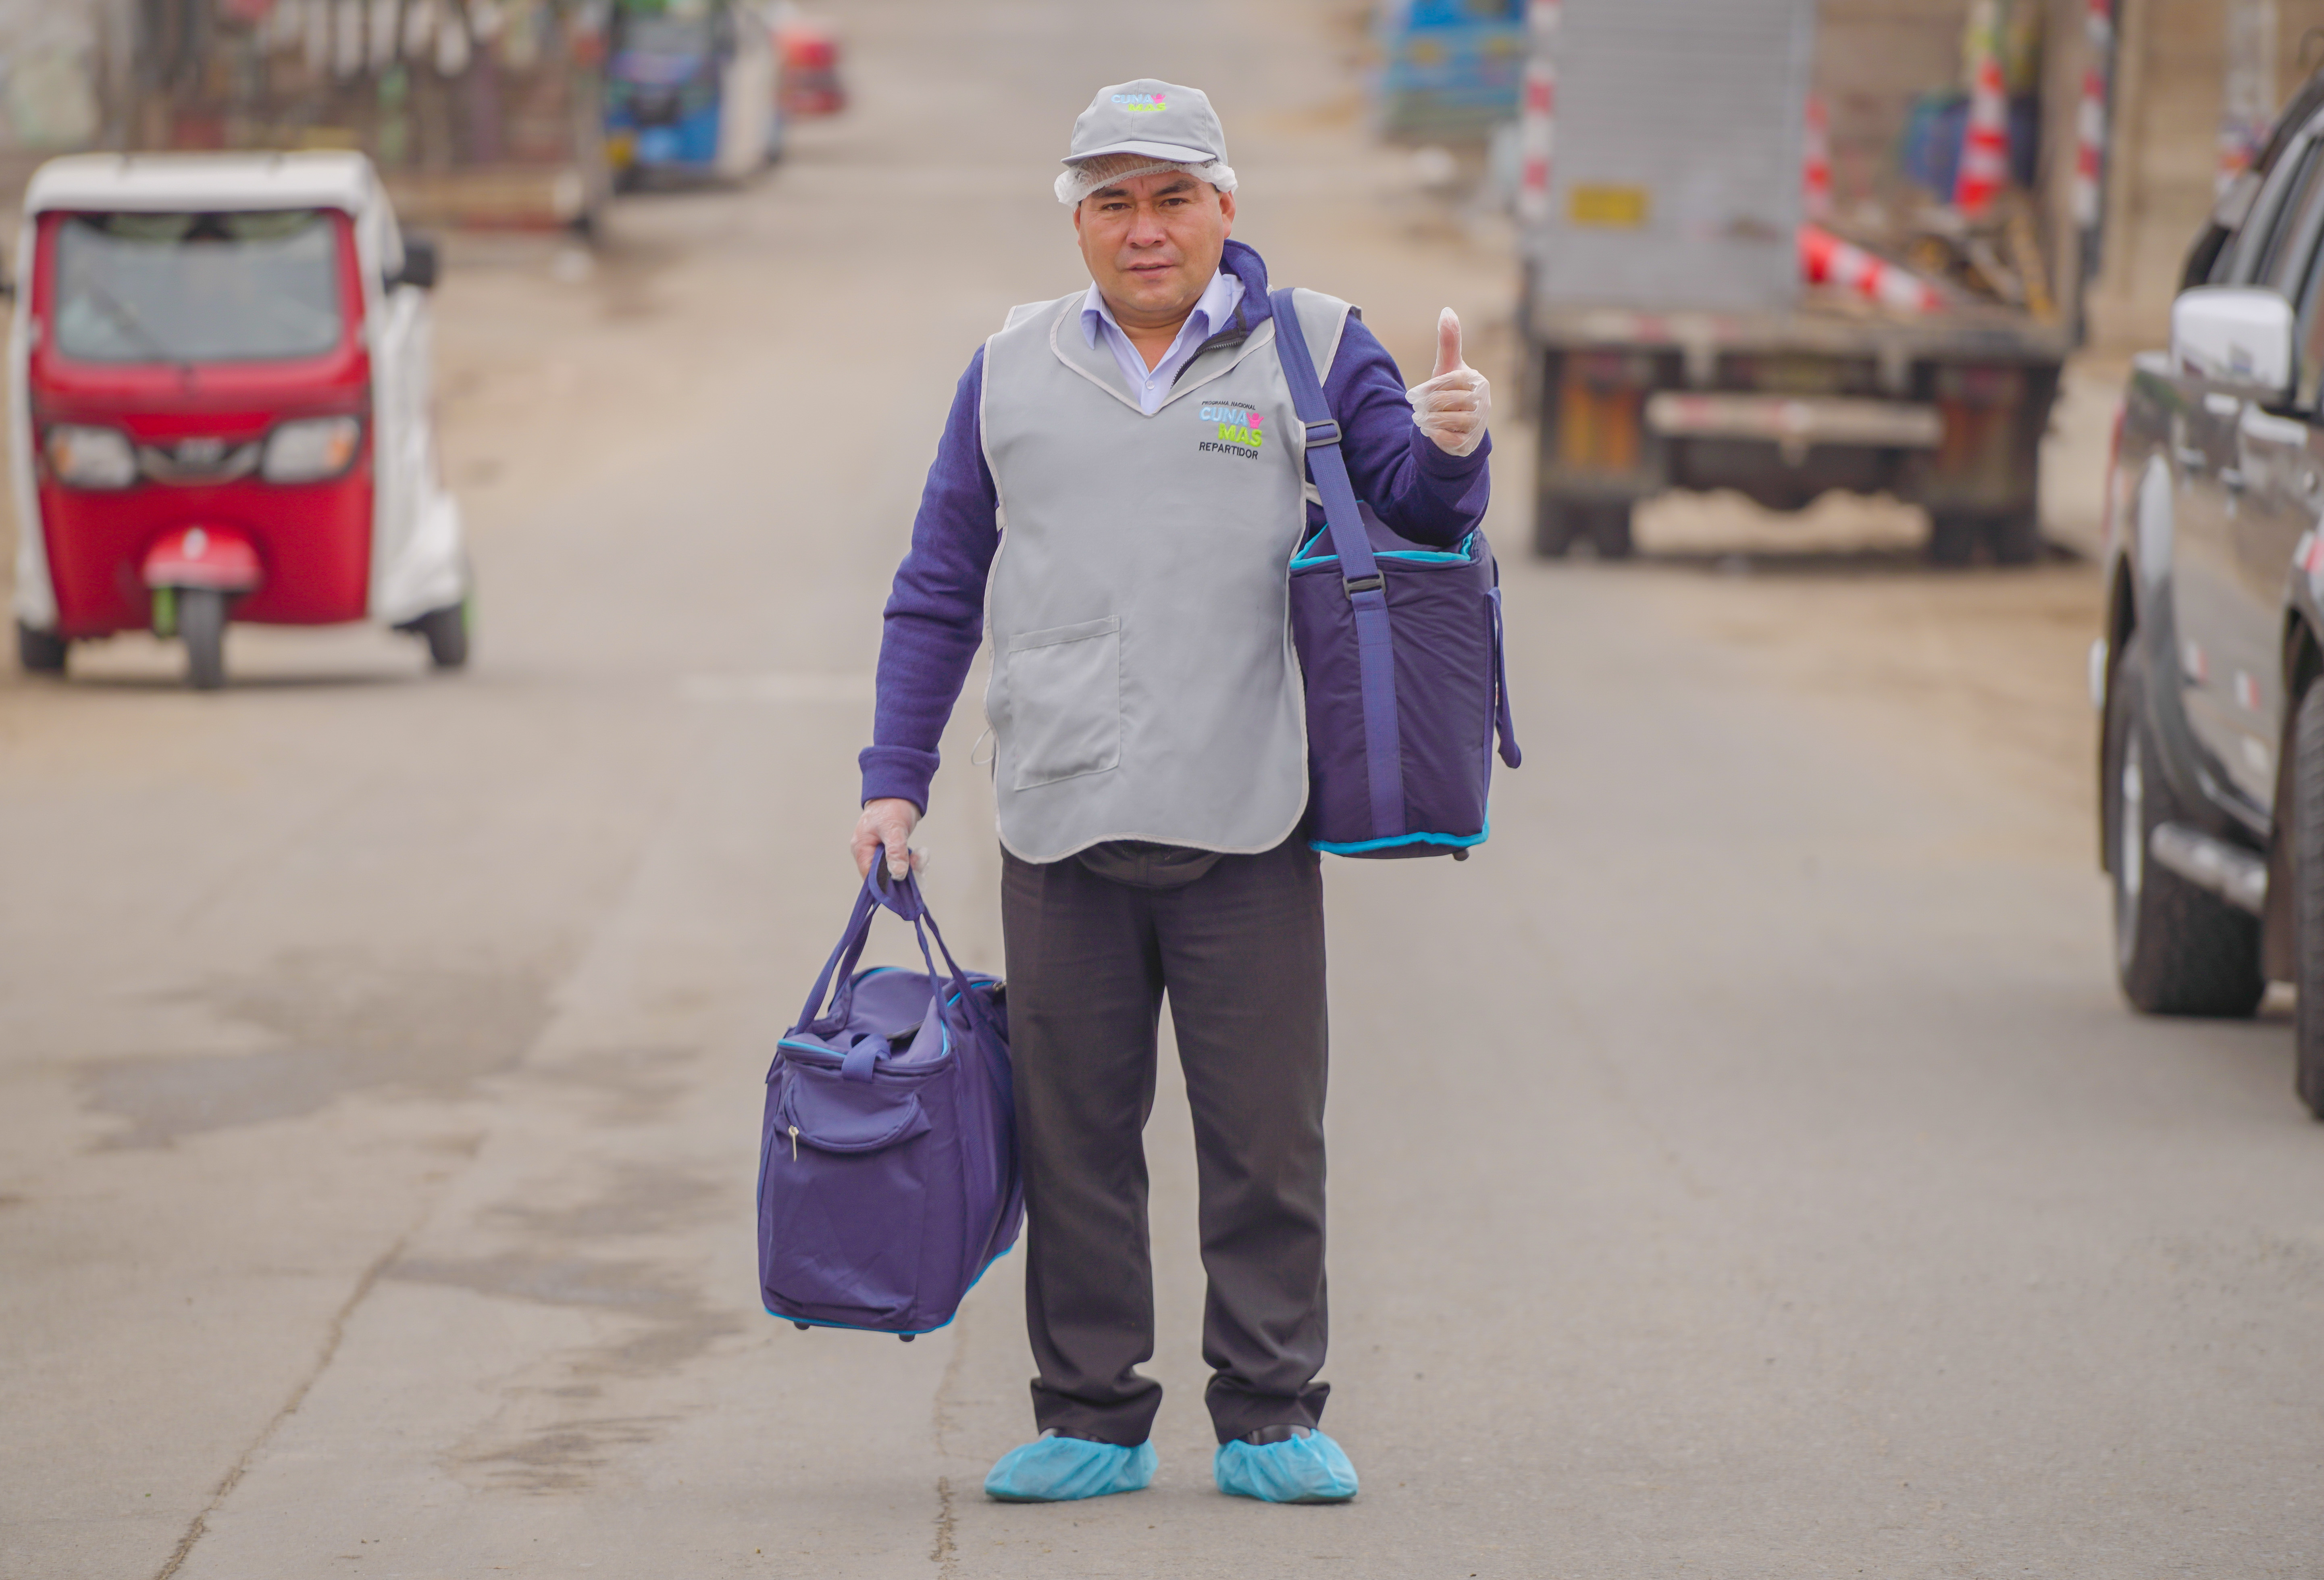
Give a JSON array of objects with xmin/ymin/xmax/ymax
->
[
  {"xmin": 1112, "ymin": 92, "xmax": 1168, "ymax": 113},
  {"xmin": 1198, "ymin": 402, "xmax": 1264, "ymax": 458}
]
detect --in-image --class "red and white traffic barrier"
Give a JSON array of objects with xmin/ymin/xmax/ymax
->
[
  {"xmin": 1515, "ymin": 0, "xmax": 1560, "ymax": 227},
  {"xmin": 1800, "ymin": 224, "xmax": 1945, "ymax": 314},
  {"xmin": 1803, "ymin": 93, "xmax": 1831, "ymax": 222},
  {"xmin": 1955, "ymin": 0, "xmax": 2010, "ymax": 215},
  {"xmin": 2073, "ymin": 0, "xmax": 2113, "ymax": 229}
]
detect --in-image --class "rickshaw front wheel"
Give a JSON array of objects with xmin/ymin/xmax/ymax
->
[
  {"xmin": 179, "ymin": 589, "xmax": 227, "ymax": 691},
  {"xmin": 16, "ymin": 620, "xmax": 67, "ymax": 675}
]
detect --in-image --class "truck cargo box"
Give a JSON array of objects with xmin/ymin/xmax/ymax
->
[
  {"xmin": 1533, "ymin": 0, "xmax": 1812, "ymax": 314},
  {"xmin": 1518, "ymin": 0, "xmax": 2080, "ymax": 565}
]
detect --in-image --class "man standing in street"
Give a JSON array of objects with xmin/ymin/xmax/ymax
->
[{"xmin": 851, "ymin": 79, "xmax": 1492, "ymax": 1505}]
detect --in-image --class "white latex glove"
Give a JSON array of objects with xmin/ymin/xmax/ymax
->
[
  {"xmin": 1406, "ymin": 308, "xmax": 1491, "ymax": 458},
  {"xmin": 852, "ymin": 797, "xmax": 924, "ymax": 881}
]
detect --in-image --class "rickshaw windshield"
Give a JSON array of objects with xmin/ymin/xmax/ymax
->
[
  {"xmin": 618, "ymin": 15, "xmax": 716, "ymax": 55},
  {"xmin": 50, "ymin": 209, "xmax": 344, "ymax": 364}
]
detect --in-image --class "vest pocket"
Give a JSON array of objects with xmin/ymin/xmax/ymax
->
[{"xmin": 1002, "ymin": 616, "xmax": 1122, "ymax": 790}]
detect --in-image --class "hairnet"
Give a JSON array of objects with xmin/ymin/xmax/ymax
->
[{"xmin": 1055, "ymin": 152, "xmax": 1238, "ymax": 206}]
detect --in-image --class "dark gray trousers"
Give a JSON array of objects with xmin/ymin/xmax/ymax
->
[{"xmin": 999, "ymin": 836, "xmax": 1331, "ymax": 1447}]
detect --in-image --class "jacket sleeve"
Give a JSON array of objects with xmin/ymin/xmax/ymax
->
[
  {"xmin": 859, "ymin": 346, "xmax": 997, "ymax": 813},
  {"xmin": 1317, "ymin": 313, "xmax": 1491, "ymax": 548}
]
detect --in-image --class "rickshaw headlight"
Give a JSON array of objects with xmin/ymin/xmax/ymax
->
[
  {"xmin": 261, "ymin": 416, "xmax": 362, "ymax": 483},
  {"xmin": 44, "ymin": 425, "xmax": 136, "ymax": 490}
]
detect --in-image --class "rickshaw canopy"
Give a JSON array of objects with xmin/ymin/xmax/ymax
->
[{"xmin": 20, "ymin": 152, "xmax": 403, "ymax": 283}]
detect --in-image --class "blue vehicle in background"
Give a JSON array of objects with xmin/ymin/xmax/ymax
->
[
  {"xmin": 606, "ymin": 0, "xmax": 781, "ymax": 187},
  {"xmin": 1375, "ymin": 0, "xmax": 1527, "ymax": 141}
]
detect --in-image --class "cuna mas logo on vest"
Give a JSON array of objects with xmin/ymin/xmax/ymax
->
[
  {"xmin": 1112, "ymin": 92, "xmax": 1167, "ymax": 112},
  {"xmin": 1198, "ymin": 402, "xmax": 1264, "ymax": 459}
]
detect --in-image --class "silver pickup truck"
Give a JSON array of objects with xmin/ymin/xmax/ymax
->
[{"xmin": 2099, "ymin": 69, "xmax": 2324, "ymax": 1117}]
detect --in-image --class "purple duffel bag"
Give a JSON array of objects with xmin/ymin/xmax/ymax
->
[
  {"xmin": 757, "ymin": 868, "xmax": 1020, "ymax": 1339},
  {"xmin": 1271, "ymin": 286, "xmax": 1522, "ymax": 858}
]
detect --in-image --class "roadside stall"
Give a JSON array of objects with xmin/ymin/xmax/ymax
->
[{"xmin": 115, "ymin": 0, "xmax": 610, "ymax": 233}]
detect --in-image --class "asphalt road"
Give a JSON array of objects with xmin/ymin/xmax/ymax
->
[{"xmin": 6, "ymin": 2, "xmax": 2324, "ymax": 1577}]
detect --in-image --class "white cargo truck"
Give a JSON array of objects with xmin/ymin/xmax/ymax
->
[{"xmin": 1519, "ymin": 0, "xmax": 2082, "ymax": 563}]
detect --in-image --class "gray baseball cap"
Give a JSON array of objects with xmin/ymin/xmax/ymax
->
[{"xmin": 1063, "ymin": 79, "xmax": 1228, "ymax": 168}]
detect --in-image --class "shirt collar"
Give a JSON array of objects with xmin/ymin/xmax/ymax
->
[{"xmin": 1080, "ymin": 269, "xmax": 1246, "ymax": 351}]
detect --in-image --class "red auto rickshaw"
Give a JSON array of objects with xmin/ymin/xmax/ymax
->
[{"xmin": 10, "ymin": 151, "xmax": 472, "ymax": 689}]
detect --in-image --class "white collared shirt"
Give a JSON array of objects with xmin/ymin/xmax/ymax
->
[{"xmin": 1079, "ymin": 269, "xmax": 1247, "ymax": 415}]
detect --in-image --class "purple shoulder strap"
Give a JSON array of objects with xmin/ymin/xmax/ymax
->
[{"xmin": 1270, "ymin": 287, "xmax": 1405, "ymax": 842}]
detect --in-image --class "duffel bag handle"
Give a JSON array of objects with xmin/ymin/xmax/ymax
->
[
  {"xmin": 874, "ymin": 867, "xmax": 1002, "ymax": 1047},
  {"xmin": 1270, "ymin": 286, "xmax": 1406, "ymax": 844},
  {"xmin": 1491, "ymin": 585, "xmax": 1521, "ymax": 770},
  {"xmin": 793, "ymin": 881, "xmax": 886, "ymax": 1035},
  {"xmin": 791, "ymin": 867, "xmax": 984, "ymax": 1044}
]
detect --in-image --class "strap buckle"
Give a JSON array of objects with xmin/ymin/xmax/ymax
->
[
  {"xmin": 1304, "ymin": 420, "xmax": 1342, "ymax": 448},
  {"xmin": 1342, "ymin": 573, "xmax": 1385, "ymax": 597}
]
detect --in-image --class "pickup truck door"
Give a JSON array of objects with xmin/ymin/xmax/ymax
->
[
  {"xmin": 2169, "ymin": 381, "xmax": 2247, "ymax": 781},
  {"xmin": 2226, "ymin": 170, "xmax": 2324, "ymax": 812},
  {"xmin": 2170, "ymin": 125, "xmax": 2324, "ymax": 804},
  {"xmin": 2224, "ymin": 405, "xmax": 2317, "ymax": 803}
]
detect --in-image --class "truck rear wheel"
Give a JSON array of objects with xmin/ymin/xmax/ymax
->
[
  {"xmin": 1533, "ymin": 494, "xmax": 1580, "ymax": 558},
  {"xmin": 1587, "ymin": 502, "xmax": 1635, "ymax": 560},
  {"xmin": 1928, "ymin": 512, "xmax": 1978, "ymax": 566},
  {"xmin": 17, "ymin": 620, "xmax": 67, "ymax": 675},
  {"xmin": 2289, "ymin": 683, "xmax": 2324, "ymax": 1117},
  {"xmin": 2105, "ymin": 644, "xmax": 2264, "ymax": 1016},
  {"xmin": 1986, "ymin": 509, "xmax": 2043, "ymax": 565}
]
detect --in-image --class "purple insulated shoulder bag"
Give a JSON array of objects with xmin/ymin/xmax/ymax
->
[
  {"xmin": 757, "ymin": 868, "xmax": 1021, "ymax": 1338},
  {"xmin": 1273, "ymin": 287, "xmax": 1522, "ymax": 858}
]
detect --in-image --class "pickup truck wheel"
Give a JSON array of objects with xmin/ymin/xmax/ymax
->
[
  {"xmin": 2105, "ymin": 645, "xmax": 2264, "ymax": 1016},
  {"xmin": 1587, "ymin": 502, "xmax": 1635, "ymax": 560},
  {"xmin": 16, "ymin": 620, "xmax": 66, "ymax": 675},
  {"xmin": 2289, "ymin": 683, "xmax": 2324, "ymax": 1117},
  {"xmin": 1928, "ymin": 512, "xmax": 1978, "ymax": 566},
  {"xmin": 1533, "ymin": 495, "xmax": 1579, "ymax": 558},
  {"xmin": 1986, "ymin": 509, "xmax": 2043, "ymax": 566}
]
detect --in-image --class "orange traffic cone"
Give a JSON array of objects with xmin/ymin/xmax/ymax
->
[
  {"xmin": 1803, "ymin": 93, "xmax": 1832, "ymax": 222},
  {"xmin": 1955, "ymin": 0, "xmax": 2010, "ymax": 216}
]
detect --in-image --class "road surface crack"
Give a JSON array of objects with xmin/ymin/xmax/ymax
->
[
  {"xmin": 151, "ymin": 1231, "xmax": 410, "ymax": 1580},
  {"xmin": 932, "ymin": 1475, "xmax": 959, "ymax": 1572},
  {"xmin": 931, "ymin": 1303, "xmax": 971, "ymax": 1572}
]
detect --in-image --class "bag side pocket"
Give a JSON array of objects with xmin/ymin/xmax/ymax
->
[
  {"xmin": 1000, "ymin": 616, "xmax": 1122, "ymax": 790},
  {"xmin": 763, "ymin": 1063, "xmax": 936, "ymax": 1320}
]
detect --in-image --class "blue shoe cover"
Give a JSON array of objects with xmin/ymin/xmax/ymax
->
[
  {"xmin": 983, "ymin": 1432, "xmax": 1157, "ymax": 1502},
  {"xmin": 1213, "ymin": 1428, "xmax": 1359, "ymax": 1503}
]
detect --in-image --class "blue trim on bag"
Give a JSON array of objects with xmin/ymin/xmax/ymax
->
[
  {"xmin": 1290, "ymin": 529, "xmax": 1477, "ymax": 571},
  {"xmin": 1309, "ymin": 816, "xmax": 1490, "ymax": 856},
  {"xmin": 775, "ymin": 1008, "xmax": 955, "ymax": 1069},
  {"xmin": 761, "ymin": 1240, "xmax": 1016, "ymax": 1337}
]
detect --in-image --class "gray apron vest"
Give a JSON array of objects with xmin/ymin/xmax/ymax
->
[{"xmin": 979, "ymin": 285, "xmax": 1353, "ymax": 864}]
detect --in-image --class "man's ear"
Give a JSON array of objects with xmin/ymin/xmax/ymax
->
[
  {"xmin": 1072, "ymin": 201, "xmax": 1083, "ymax": 238},
  {"xmin": 1218, "ymin": 190, "xmax": 1235, "ymax": 236}
]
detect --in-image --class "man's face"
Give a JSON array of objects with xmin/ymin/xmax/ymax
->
[{"xmin": 1073, "ymin": 171, "xmax": 1236, "ymax": 329}]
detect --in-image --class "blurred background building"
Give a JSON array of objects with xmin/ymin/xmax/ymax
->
[
  {"xmin": 0, "ymin": 1, "xmax": 846, "ymax": 236},
  {"xmin": 0, "ymin": 1, "xmax": 2311, "ymax": 350}
]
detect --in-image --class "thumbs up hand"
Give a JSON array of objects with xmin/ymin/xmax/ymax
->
[{"xmin": 1407, "ymin": 307, "xmax": 1492, "ymax": 458}]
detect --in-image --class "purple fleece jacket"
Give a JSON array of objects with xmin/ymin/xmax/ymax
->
[{"xmin": 860, "ymin": 238, "xmax": 1492, "ymax": 813}]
